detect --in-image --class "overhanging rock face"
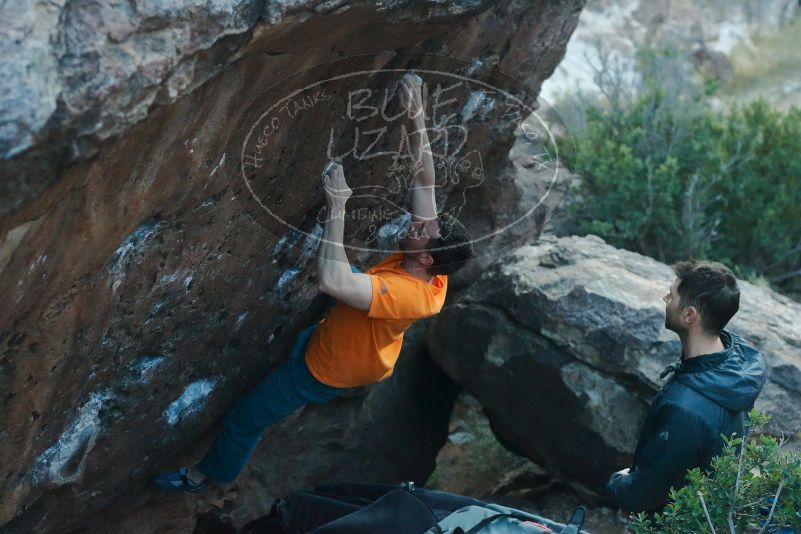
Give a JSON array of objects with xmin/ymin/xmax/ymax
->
[
  {"xmin": 428, "ymin": 235, "xmax": 801, "ymax": 494},
  {"xmin": 0, "ymin": 1, "xmax": 584, "ymax": 531}
]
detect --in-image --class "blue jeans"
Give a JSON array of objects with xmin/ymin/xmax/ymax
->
[{"xmin": 197, "ymin": 323, "xmax": 345, "ymax": 482}]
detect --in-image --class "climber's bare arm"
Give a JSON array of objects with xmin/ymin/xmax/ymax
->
[
  {"xmin": 399, "ymin": 74, "xmax": 438, "ymax": 222},
  {"xmin": 317, "ymin": 162, "xmax": 372, "ymax": 310}
]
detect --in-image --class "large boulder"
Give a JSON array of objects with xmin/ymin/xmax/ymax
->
[
  {"xmin": 0, "ymin": 1, "xmax": 585, "ymax": 531},
  {"xmin": 428, "ymin": 234, "xmax": 801, "ymax": 494}
]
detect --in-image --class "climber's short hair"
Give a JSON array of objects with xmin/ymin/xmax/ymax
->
[
  {"xmin": 427, "ymin": 213, "xmax": 473, "ymax": 276},
  {"xmin": 671, "ymin": 260, "xmax": 740, "ymax": 334}
]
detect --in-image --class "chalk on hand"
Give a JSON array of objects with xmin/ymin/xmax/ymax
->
[
  {"xmin": 323, "ymin": 161, "xmax": 339, "ymax": 176},
  {"xmin": 389, "ymin": 80, "xmax": 401, "ymax": 101}
]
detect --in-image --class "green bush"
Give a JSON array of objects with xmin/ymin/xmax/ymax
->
[
  {"xmin": 557, "ymin": 45, "xmax": 801, "ymax": 292},
  {"xmin": 629, "ymin": 411, "xmax": 801, "ymax": 534}
]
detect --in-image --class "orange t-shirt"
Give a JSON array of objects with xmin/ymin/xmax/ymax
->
[{"xmin": 304, "ymin": 253, "xmax": 448, "ymax": 388}]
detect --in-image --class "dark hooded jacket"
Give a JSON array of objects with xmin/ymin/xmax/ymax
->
[{"xmin": 607, "ymin": 329, "xmax": 767, "ymax": 513}]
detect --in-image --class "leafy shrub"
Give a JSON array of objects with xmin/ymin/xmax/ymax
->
[
  {"xmin": 629, "ymin": 411, "xmax": 801, "ymax": 534},
  {"xmin": 556, "ymin": 45, "xmax": 801, "ymax": 293}
]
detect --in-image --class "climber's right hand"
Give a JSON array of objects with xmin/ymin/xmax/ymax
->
[{"xmin": 322, "ymin": 162, "xmax": 352, "ymax": 207}]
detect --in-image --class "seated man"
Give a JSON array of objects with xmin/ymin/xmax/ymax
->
[
  {"xmin": 153, "ymin": 74, "xmax": 473, "ymax": 492},
  {"xmin": 607, "ymin": 260, "xmax": 766, "ymax": 514}
]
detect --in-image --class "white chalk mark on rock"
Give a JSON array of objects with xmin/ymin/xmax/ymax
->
[
  {"xmin": 376, "ymin": 212, "xmax": 411, "ymax": 250},
  {"xmin": 273, "ymin": 230, "xmax": 302, "ymax": 256},
  {"xmin": 163, "ymin": 379, "xmax": 217, "ymax": 426},
  {"xmin": 133, "ymin": 355, "xmax": 166, "ymax": 384},
  {"xmin": 460, "ymin": 90, "xmax": 496, "ymax": 124},
  {"xmin": 300, "ymin": 223, "xmax": 324, "ymax": 261},
  {"xmin": 466, "ymin": 57, "xmax": 483, "ymax": 76},
  {"xmin": 210, "ymin": 153, "xmax": 226, "ymax": 177},
  {"xmin": 107, "ymin": 220, "xmax": 161, "ymax": 292},
  {"xmin": 32, "ymin": 391, "xmax": 112, "ymax": 486},
  {"xmin": 159, "ymin": 272, "xmax": 182, "ymax": 285},
  {"xmin": 235, "ymin": 311, "xmax": 248, "ymax": 330},
  {"xmin": 275, "ymin": 268, "xmax": 300, "ymax": 292}
]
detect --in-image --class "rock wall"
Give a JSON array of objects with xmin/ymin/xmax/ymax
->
[
  {"xmin": 0, "ymin": 1, "xmax": 584, "ymax": 531},
  {"xmin": 93, "ymin": 322, "xmax": 459, "ymax": 533},
  {"xmin": 429, "ymin": 235, "xmax": 801, "ymax": 495}
]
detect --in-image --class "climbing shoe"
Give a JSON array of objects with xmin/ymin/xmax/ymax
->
[{"xmin": 151, "ymin": 467, "xmax": 206, "ymax": 494}]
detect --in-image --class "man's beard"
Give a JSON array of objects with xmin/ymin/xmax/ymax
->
[
  {"xmin": 664, "ymin": 311, "xmax": 685, "ymax": 333},
  {"xmin": 397, "ymin": 232, "xmax": 423, "ymax": 253}
]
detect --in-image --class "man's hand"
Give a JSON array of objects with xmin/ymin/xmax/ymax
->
[
  {"xmin": 322, "ymin": 162, "xmax": 352, "ymax": 209},
  {"xmin": 615, "ymin": 468, "xmax": 630, "ymax": 477},
  {"xmin": 397, "ymin": 73, "xmax": 424, "ymax": 120},
  {"xmin": 322, "ymin": 162, "xmax": 351, "ymax": 221}
]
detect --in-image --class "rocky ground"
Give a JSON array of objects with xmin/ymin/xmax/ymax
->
[{"xmin": 428, "ymin": 393, "xmax": 625, "ymax": 533}]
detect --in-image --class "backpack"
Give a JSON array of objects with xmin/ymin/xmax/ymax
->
[{"xmin": 242, "ymin": 482, "xmax": 587, "ymax": 534}]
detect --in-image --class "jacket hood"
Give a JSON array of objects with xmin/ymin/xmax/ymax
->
[{"xmin": 672, "ymin": 330, "xmax": 767, "ymax": 412}]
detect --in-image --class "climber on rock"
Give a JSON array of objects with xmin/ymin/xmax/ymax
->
[
  {"xmin": 152, "ymin": 73, "xmax": 474, "ymax": 493},
  {"xmin": 606, "ymin": 260, "xmax": 766, "ymax": 515}
]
